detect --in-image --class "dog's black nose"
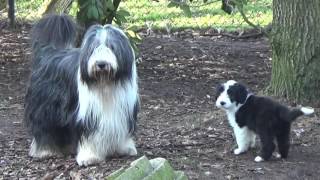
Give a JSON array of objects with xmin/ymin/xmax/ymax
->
[
  {"xmin": 220, "ymin": 101, "xmax": 226, "ymax": 106},
  {"xmin": 96, "ymin": 61, "xmax": 107, "ymax": 69}
]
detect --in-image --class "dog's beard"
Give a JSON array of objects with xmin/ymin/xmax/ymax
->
[{"xmin": 91, "ymin": 66, "xmax": 115, "ymax": 82}]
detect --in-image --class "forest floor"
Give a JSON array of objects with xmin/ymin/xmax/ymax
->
[{"xmin": 0, "ymin": 22, "xmax": 319, "ymax": 180}]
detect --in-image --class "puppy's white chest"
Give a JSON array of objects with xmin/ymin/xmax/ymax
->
[{"xmin": 226, "ymin": 111, "xmax": 238, "ymax": 128}]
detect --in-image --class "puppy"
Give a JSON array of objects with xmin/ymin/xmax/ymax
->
[
  {"xmin": 215, "ymin": 80, "xmax": 314, "ymax": 162},
  {"xmin": 24, "ymin": 14, "xmax": 139, "ymax": 166}
]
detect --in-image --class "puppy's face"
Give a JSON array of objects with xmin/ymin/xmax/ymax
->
[
  {"xmin": 215, "ymin": 80, "xmax": 248, "ymax": 110},
  {"xmin": 80, "ymin": 25, "xmax": 134, "ymax": 83}
]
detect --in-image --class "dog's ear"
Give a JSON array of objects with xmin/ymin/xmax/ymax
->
[
  {"xmin": 230, "ymin": 83, "xmax": 248, "ymax": 105},
  {"xmin": 215, "ymin": 83, "xmax": 224, "ymax": 99}
]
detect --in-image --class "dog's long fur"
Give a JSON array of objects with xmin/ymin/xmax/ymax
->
[
  {"xmin": 215, "ymin": 80, "xmax": 314, "ymax": 162},
  {"xmin": 24, "ymin": 14, "xmax": 139, "ymax": 166}
]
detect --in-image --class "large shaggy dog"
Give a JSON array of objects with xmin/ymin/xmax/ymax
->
[
  {"xmin": 215, "ymin": 80, "xmax": 314, "ymax": 162},
  {"xmin": 24, "ymin": 14, "xmax": 139, "ymax": 166}
]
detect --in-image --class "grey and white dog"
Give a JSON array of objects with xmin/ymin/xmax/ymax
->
[{"xmin": 24, "ymin": 14, "xmax": 139, "ymax": 166}]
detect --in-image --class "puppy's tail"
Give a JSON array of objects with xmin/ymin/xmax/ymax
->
[
  {"xmin": 31, "ymin": 14, "xmax": 77, "ymax": 63},
  {"xmin": 286, "ymin": 107, "xmax": 314, "ymax": 122}
]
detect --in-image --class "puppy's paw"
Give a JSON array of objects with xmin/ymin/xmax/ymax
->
[
  {"xmin": 254, "ymin": 156, "xmax": 264, "ymax": 162},
  {"xmin": 273, "ymin": 152, "xmax": 282, "ymax": 159},
  {"xmin": 234, "ymin": 148, "xmax": 245, "ymax": 155},
  {"xmin": 301, "ymin": 107, "xmax": 314, "ymax": 115}
]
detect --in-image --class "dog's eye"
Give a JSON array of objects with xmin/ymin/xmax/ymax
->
[
  {"xmin": 109, "ymin": 45, "xmax": 115, "ymax": 51},
  {"xmin": 217, "ymin": 85, "xmax": 224, "ymax": 93}
]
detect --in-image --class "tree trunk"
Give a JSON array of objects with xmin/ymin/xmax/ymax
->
[
  {"xmin": 0, "ymin": 0, "xmax": 6, "ymax": 10},
  {"xmin": 43, "ymin": 0, "xmax": 59, "ymax": 14},
  {"xmin": 270, "ymin": 0, "xmax": 320, "ymax": 103},
  {"xmin": 8, "ymin": 0, "xmax": 15, "ymax": 28}
]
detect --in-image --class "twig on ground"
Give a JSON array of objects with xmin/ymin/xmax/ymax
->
[{"xmin": 0, "ymin": 105, "xmax": 21, "ymax": 110}]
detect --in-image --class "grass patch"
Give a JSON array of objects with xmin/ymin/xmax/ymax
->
[
  {"xmin": 7, "ymin": 0, "xmax": 272, "ymax": 31},
  {"xmin": 15, "ymin": 0, "xmax": 44, "ymax": 19},
  {"xmin": 120, "ymin": 0, "xmax": 272, "ymax": 31}
]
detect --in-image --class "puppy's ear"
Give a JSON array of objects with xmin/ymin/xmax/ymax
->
[
  {"xmin": 215, "ymin": 83, "xmax": 224, "ymax": 99},
  {"xmin": 232, "ymin": 83, "xmax": 248, "ymax": 105}
]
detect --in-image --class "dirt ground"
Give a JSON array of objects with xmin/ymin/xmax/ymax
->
[{"xmin": 0, "ymin": 23, "xmax": 319, "ymax": 180}]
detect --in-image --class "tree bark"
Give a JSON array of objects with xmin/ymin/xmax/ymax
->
[
  {"xmin": 8, "ymin": 0, "xmax": 15, "ymax": 28},
  {"xmin": 0, "ymin": 0, "xmax": 6, "ymax": 10},
  {"xmin": 270, "ymin": 0, "xmax": 320, "ymax": 103},
  {"xmin": 43, "ymin": 0, "xmax": 58, "ymax": 14}
]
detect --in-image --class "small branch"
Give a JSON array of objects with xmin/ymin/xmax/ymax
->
[
  {"xmin": 0, "ymin": 105, "xmax": 21, "ymax": 110},
  {"xmin": 106, "ymin": 0, "xmax": 121, "ymax": 24},
  {"xmin": 220, "ymin": 32, "xmax": 264, "ymax": 39},
  {"xmin": 0, "ymin": 82, "xmax": 10, "ymax": 87},
  {"xmin": 238, "ymin": 8, "xmax": 259, "ymax": 29},
  {"xmin": 238, "ymin": 7, "xmax": 270, "ymax": 37},
  {"xmin": 189, "ymin": 0, "xmax": 220, "ymax": 8}
]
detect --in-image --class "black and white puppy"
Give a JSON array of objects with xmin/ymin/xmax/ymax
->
[
  {"xmin": 215, "ymin": 80, "xmax": 314, "ymax": 162},
  {"xmin": 24, "ymin": 14, "xmax": 139, "ymax": 166}
]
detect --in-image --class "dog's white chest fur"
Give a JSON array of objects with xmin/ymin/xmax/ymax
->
[
  {"xmin": 76, "ymin": 69, "xmax": 138, "ymax": 166},
  {"xmin": 226, "ymin": 109, "xmax": 238, "ymax": 128},
  {"xmin": 224, "ymin": 107, "xmax": 256, "ymax": 156}
]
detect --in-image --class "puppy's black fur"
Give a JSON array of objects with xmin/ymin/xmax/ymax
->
[{"xmin": 230, "ymin": 83, "xmax": 310, "ymax": 160}]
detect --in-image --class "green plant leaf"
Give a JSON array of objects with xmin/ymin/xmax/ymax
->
[
  {"xmin": 167, "ymin": 1, "xmax": 191, "ymax": 17},
  {"xmin": 114, "ymin": 13, "xmax": 127, "ymax": 26},
  {"xmin": 125, "ymin": 30, "xmax": 142, "ymax": 57},
  {"xmin": 105, "ymin": 0, "xmax": 115, "ymax": 11},
  {"xmin": 127, "ymin": 25, "xmax": 139, "ymax": 31},
  {"xmin": 167, "ymin": 1, "xmax": 179, "ymax": 8},
  {"xmin": 87, "ymin": 6, "xmax": 99, "ymax": 20},
  {"xmin": 117, "ymin": 9, "xmax": 130, "ymax": 17},
  {"xmin": 79, "ymin": 0, "xmax": 90, "ymax": 9},
  {"xmin": 126, "ymin": 30, "xmax": 142, "ymax": 42},
  {"xmin": 96, "ymin": 0, "xmax": 102, "ymax": 7},
  {"xmin": 180, "ymin": 4, "xmax": 192, "ymax": 17},
  {"xmin": 97, "ymin": 6, "xmax": 105, "ymax": 18}
]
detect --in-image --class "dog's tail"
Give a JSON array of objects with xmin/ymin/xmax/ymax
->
[
  {"xmin": 285, "ymin": 106, "xmax": 314, "ymax": 122},
  {"xmin": 31, "ymin": 14, "xmax": 77, "ymax": 64}
]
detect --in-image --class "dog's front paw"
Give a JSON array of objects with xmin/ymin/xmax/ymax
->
[
  {"xmin": 234, "ymin": 148, "xmax": 245, "ymax": 155},
  {"xmin": 118, "ymin": 138, "xmax": 138, "ymax": 156},
  {"xmin": 254, "ymin": 156, "xmax": 264, "ymax": 162},
  {"xmin": 76, "ymin": 153, "xmax": 102, "ymax": 167},
  {"xmin": 29, "ymin": 139, "xmax": 56, "ymax": 158},
  {"xmin": 127, "ymin": 146, "xmax": 138, "ymax": 156},
  {"xmin": 29, "ymin": 149, "xmax": 55, "ymax": 158}
]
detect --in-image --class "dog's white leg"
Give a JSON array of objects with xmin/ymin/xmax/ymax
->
[
  {"xmin": 28, "ymin": 138, "xmax": 55, "ymax": 158},
  {"xmin": 76, "ymin": 137, "xmax": 104, "ymax": 166},
  {"xmin": 117, "ymin": 137, "xmax": 137, "ymax": 156},
  {"xmin": 233, "ymin": 126, "xmax": 251, "ymax": 155}
]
